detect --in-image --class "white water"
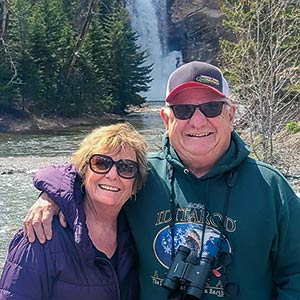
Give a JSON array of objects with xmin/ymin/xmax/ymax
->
[{"xmin": 126, "ymin": 0, "xmax": 182, "ymax": 101}]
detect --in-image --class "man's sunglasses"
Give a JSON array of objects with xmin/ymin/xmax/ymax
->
[
  {"xmin": 88, "ymin": 154, "xmax": 139, "ymax": 179},
  {"xmin": 169, "ymin": 101, "xmax": 229, "ymax": 120}
]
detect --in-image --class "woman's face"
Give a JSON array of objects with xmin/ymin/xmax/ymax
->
[{"xmin": 83, "ymin": 147, "xmax": 137, "ymax": 211}]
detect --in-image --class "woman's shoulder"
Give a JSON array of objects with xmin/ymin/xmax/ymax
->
[
  {"xmin": 0, "ymin": 218, "xmax": 76, "ymax": 299},
  {"xmin": 6, "ymin": 217, "xmax": 73, "ymax": 268},
  {"xmin": 33, "ymin": 164, "xmax": 79, "ymax": 198}
]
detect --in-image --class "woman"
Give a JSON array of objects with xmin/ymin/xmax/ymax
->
[{"xmin": 0, "ymin": 123, "xmax": 148, "ymax": 300}]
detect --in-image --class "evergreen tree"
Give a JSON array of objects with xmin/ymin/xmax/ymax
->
[
  {"xmin": 79, "ymin": 7, "xmax": 112, "ymax": 115},
  {"xmin": 29, "ymin": 0, "xmax": 75, "ymax": 114},
  {"xmin": 0, "ymin": 0, "xmax": 16, "ymax": 112},
  {"xmin": 80, "ymin": 1, "xmax": 152, "ymax": 115},
  {"xmin": 0, "ymin": 46, "xmax": 19, "ymax": 113},
  {"xmin": 1, "ymin": 0, "xmax": 152, "ymax": 117},
  {"xmin": 101, "ymin": 3, "xmax": 152, "ymax": 114}
]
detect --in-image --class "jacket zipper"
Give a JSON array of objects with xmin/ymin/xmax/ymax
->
[{"xmin": 95, "ymin": 257, "xmax": 121, "ymax": 300}]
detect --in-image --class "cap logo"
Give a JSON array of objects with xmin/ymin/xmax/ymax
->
[{"xmin": 195, "ymin": 75, "xmax": 220, "ymax": 86}]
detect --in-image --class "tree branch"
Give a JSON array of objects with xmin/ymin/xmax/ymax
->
[{"xmin": 67, "ymin": 0, "xmax": 99, "ymax": 78}]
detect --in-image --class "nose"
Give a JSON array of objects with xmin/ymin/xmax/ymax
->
[
  {"xmin": 105, "ymin": 164, "xmax": 118, "ymax": 180},
  {"xmin": 189, "ymin": 107, "xmax": 207, "ymax": 127}
]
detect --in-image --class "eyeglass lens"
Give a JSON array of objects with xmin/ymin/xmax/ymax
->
[
  {"xmin": 171, "ymin": 101, "xmax": 226, "ymax": 120},
  {"xmin": 89, "ymin": 154, "xmax": 138, "ymax": 179}
]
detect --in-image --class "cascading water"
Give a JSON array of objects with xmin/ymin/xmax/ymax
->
[{"xmin": 126, "ymin": 0, "xmax": 182, "ymax": 101}]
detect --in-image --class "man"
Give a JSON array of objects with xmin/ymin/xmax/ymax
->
[{"xmin": 23, "ymin": 61, "xmax": 300, "ymax": 300}]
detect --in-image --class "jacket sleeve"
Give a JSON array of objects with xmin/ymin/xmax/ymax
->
[
  {"xmin": 272, "ymin": 188, "xmax": 300, "ymax": 300},
  {"xmin": 33, "ymin": 164, "xmax": 82, "ymax": 225},
  {"xmin": 0, "ymin": 230, "xmax": 55, "ymax": 300}
]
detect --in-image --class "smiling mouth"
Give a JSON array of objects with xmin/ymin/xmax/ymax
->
[
  {"xmin": 98, "ymin": 184, "xmax": 120, "ymax": 192},
  {"xmin": 187, "ymin": 132, "xmax": 212, "ymax": 137}
]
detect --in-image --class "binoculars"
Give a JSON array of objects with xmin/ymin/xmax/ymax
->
[{"xmin": 162, "ymin": 245, "xmax": 215, "ymax": 299}]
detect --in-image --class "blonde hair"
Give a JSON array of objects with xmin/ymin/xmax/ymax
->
[{"xmin": 71, "ymin": 122, "xmax": 148, "ymax": 193}]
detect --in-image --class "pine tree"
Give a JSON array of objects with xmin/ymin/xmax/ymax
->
[
  {"xmin": 0, "ymin": 0, "xmax": 23, "ymax": 113},
  {"xmin": 0, "ymin": 46, "xmax": 19, "ymax": 113},
  {"xmin": 101, "ymin": 3, "xmax": 153, "ymax": 115},
  {"xmin": 79, "ymin": 1, "xmax": 152, "ymax": 115},
  {"xmin": 79, "ymin": 7, "xmax": 112, "ymax": 115},
  {"xmin": 1, "ymin": 0, "xmax": 152, "ymax": 117},
  {"xmin": 7, "ymin": 0, "xmax": 74, "ymax": 115}
]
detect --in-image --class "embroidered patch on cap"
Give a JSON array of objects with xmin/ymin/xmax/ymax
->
[{"xmin": 195, "ymin": 75, "xmax": 220, "ymax": 86}]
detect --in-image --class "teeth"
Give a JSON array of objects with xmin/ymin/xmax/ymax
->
[
  {"xmin": 99, "ymin": 184, "xmax": 120, "ymax": 192},
  {"xmin": 188, "ymin": 133, "xmax": 211, "ymax": 137}
]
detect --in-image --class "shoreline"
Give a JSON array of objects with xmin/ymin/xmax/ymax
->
[
  {"xmin": 0, "ymin": 102, "xmax": 162, "ymax": 134},
  {"xmin": 0, "ymin": 113, "xmax": 128, "ymax": 134}
]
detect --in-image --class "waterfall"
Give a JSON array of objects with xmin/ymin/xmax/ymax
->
[{"xmin": 126, "ymin": 0, "xmax": 182, "ymax": 101}]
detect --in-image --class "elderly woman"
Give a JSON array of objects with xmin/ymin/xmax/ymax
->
[{"xmin": 0, "ymin": 123, "xmax": 148, "ymax": 300}]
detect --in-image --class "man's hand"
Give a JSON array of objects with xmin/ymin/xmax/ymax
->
[{"xmin": 23, "ymin": 193, "xmax": 67, "ymax": 243}]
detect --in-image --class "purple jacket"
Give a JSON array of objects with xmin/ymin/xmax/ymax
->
[{"xmin": 0, "ymin": 165, "xmax": 139, "ymax": 300}]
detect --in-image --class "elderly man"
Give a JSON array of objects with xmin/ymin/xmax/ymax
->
[{"xmin": 22, "ymin": 62, "xmax": 300, "ymax": 300}]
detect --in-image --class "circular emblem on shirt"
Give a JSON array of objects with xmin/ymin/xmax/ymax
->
[{"xmin": 153, "ymin": 222, "xmax": 232, "ymax": 269}]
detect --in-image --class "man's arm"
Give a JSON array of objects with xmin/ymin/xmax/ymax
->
[
  {"xmin": 23, "ymin": 193, "xmax": 66, "ymax": 243},
  {"xmin": 23, "ymin": 164, "xmax": 77, "ymax": 243},
  {"xmin": 273, "ymin": 191, "xmax": 300, "ymax": 299}
]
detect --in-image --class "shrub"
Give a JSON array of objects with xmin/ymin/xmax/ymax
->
[{"xmin": 286, "ymin": 121, "xmax": 300, "ymax": 133}]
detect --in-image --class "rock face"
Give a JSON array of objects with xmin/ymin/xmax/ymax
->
[{"xmin": 168, "ymin": 0, "xmax": 225, "ymax": 63}]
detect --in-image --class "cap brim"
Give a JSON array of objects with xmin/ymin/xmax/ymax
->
[{"xmin": 165, "ymin": 81, "xmax": 226, "ymax": 103}]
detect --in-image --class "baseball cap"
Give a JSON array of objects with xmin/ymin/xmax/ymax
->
[{"xmin": 165, "ymin": 61, "xmax": 230, "ymax": 103}]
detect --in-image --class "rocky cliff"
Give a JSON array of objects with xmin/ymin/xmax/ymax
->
[{"xmin": 168, "ymin": 0, "xmax": 226, "ymax": 64}]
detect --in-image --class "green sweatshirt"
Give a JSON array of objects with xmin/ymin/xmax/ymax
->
[{"xmin": 125, "ymin": 131, "xmax": 300, "ymax": 300}]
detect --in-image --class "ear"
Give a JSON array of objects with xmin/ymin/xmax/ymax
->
[
  {"xmin": 160, "ymin": 107, "xmax": 170, "ymax": 130},
  {"xmin": 228, "ymin": 104, "xmax": 236, "ymax": 131},
  {"xmin": 229, "ymin": 104, "xmax": 236, "ymax": 121}
]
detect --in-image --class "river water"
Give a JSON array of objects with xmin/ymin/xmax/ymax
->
[{"xmin": 0, "ymin": 103, "xmax": 299, "ymax": 273}]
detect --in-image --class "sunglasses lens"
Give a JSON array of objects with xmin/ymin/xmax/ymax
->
[
  {"xmin": 171, "ymin": 102, "xmax": 225, "ymax": 120},
  {"xmin": 89, "ymin": 155, "xmax": 138, "ymax": 179},
  {"xmin": 172, "ymin": 105, "xmax": 195, "ymax": 120},
  {"xmin": 90, "ymin": 155, "xmax": 113, "ymax": 173},
  {"xmin": 200, "ymin": 101, "xmax": 224, "ymax": 118},
  {"xmin": 116, "ymin": 160, "xmax": 139, "ymax": 179}
]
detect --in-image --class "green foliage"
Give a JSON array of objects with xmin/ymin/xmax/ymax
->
[
  {"xmin": 286, "ymin": 121, "xmax": 300, "ymax": 133},
  {"xmin": 0, "ymin": 0, "xmax": 152, "ymax": 117},
  {"xmin": 0, "ymin": 51, "xmax": 19, "ymax": 113},
  {"xmin": 102, "ymin": 4, "xmax": 152, "ymax": 114}
]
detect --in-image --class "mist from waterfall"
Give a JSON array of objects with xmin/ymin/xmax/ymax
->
[{"xmin": 126, "ymin": 0, "xmax": 182, "ymax": 101}]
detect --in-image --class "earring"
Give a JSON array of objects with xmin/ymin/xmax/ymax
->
[
  {"xmin": 80, "ymin": 183, "xmax": 85, "ymax": 194},
  {"xmin": 130, "ymin": 194, "xmax": 137, "ymax": 202}
]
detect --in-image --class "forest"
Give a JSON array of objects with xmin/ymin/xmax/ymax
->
[{"xmin": 0, "ymin": 0, "xmax": 152, "ymax": 117}]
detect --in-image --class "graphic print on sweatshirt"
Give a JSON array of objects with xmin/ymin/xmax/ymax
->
[{"xmin": 152, "ymin": 203, "xmax": 236, "ymax": 298}]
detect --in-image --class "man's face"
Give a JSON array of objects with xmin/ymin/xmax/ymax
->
[{"xmin": 160, "ymin": 87, "xmax": 236, "ymax": 176}]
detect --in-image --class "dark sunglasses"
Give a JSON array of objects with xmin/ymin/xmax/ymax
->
[
  {"xmin": 88, "ymin": 154, "xmax": 139, "ymax": 179},
  {"xmin": 169, "ymin": 101, "xmax": 229, "ymax": 120}
]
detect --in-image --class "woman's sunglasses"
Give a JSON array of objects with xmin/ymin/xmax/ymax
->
[
  {"xmin": 169, "ymin": 101, "xmax": 229, "ymax": 120},
  {"xmin": 88, "ymin": 154, "xmax": 139, "ymax": 179}
]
